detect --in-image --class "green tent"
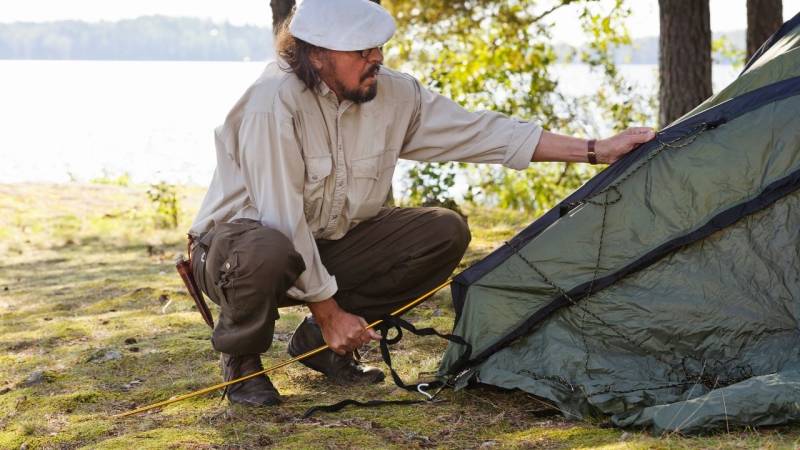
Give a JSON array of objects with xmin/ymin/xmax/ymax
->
[{"xmin": 439, "ymin": 13, "xmax": 800, "ymax": 434}]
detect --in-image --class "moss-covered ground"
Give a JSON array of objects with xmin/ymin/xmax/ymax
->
[{"xmin": 1, "ymin": 183, "xmax": 799, "ymax": 449}]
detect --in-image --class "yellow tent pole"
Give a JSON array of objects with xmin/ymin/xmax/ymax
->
[{"xmin": 113, "ymin": 278, "xmax": 453, "ymax": 419}]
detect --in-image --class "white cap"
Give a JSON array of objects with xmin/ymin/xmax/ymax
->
[{"xmin": 289, "ymin": 0, "xmax": 396, "ymax": 51}]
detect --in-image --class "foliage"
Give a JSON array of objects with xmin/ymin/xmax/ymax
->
[
  {"xmin": 90, "ymin": 171, "xmax": 131, "ymax": 187},
  {"xmin": 384, "ymin": 0, "xmax": 654, "ymax": 215},
  {"xmin": 146, "ymin": 182, "xmax": 180, "ymax": 229},
  {"xmin": 404, "ymin": 161, "xmax": 472, "ymax": 213},
  {"xmin": 713, "ymin": 35, "xmax": 747, "ymax": 68}
]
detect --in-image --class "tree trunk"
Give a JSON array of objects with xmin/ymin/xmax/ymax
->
[
  {"xmin": 658, "ymin": 0, "xmax": 712, "ymax": 128},
  {"xmin": 746, "ymin": 0, "xmax": 783, "ymax": 60},
  {"xmin": 270, "ymin": 0, "xmax": 296, "ymax": 34}
]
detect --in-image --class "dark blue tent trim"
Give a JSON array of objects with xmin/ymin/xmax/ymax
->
[
  {"xmin": 447, "ymin": 151, "xmax": 800, "ymax": 375},
  {"xmin": 452, "ymin": 74, "xmax": 800, "ymax": 318},
  {"xmin": 740, "ymin": 10, "xmax": 800, "ymax": 75}
]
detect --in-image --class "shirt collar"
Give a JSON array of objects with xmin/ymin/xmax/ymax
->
[
  {"xmin": 317, "ymin": 80, "xmax": 335, "ymax": 99},
  {"xmin": 316, "ymin": 80, "xmax": 354, "ymax": 112}
]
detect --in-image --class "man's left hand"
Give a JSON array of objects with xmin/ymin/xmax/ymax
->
[{"xmin": 595, "ymin": 127, "xmax": 656, "ymax": 164}]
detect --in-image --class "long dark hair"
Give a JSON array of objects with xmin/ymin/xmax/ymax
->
[{"xmin": 275, "ymin": 19, "xmax": 323, "ymax": 91}]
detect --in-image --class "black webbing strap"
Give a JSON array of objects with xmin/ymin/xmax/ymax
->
[
  {"xmin": 302, "ymin": 316, "xmax": 472, "ymax": 418},
  {"xmin": 376, "ymin": 316, "xmax": 471, "ymax": 394},
  {"xmin": 302, "ymin": 398, "xmax": 425, "ymax": 419}
]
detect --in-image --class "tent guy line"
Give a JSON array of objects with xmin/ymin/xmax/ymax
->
[{"xmin": 112, "ymin": 278, "xmax": 454, "ymax": 419}]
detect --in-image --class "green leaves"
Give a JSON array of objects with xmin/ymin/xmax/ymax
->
[
  {"xmin": 386, "ymin": 0, "xmax": 651, "ymax": 215},
  {"xmin": 146, "ymin": 182, "xmax": 180, "ymax": 229}
]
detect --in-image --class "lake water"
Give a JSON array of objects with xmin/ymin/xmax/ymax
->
[{"xmin": 0, "ymin": 60, "xmax": 740, "ymax": 185}]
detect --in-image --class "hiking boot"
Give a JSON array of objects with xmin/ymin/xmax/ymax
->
[
  {"xmin": 288, "ymin": 315, "xmax": 385, "ymax": 385},
  {"xmin": 220, "ymin": 353, "xmax": 282, "ymax": 406}
]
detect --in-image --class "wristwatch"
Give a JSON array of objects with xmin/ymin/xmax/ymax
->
[{"xmin": 587, "ymin": 139, "xmax": 598, "ymax": 165}]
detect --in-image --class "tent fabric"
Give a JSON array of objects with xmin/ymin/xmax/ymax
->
[{"xmin": 439, "ymin": 13, "xmax": 800, "ymax": 434}]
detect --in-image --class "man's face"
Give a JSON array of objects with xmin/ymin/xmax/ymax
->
[{"xmin": 318, "ymin": 48, "xmax": 383, "ymax": 104}]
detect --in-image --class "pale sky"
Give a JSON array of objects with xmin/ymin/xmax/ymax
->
[{"xmin": 1, "ymin": 0, "xmax": 798, "ymax": 44}]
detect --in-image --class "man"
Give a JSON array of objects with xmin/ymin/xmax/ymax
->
[{"xmin": 188, "ymin": 0, "xmax": 655, "ymax": 407}]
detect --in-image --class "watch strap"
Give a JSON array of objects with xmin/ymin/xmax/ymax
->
[{"xmin": 587, "ymin": 139, "xmax": 598, "ymax": 165}]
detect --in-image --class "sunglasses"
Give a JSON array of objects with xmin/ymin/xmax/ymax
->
[{"xmin": 356, "ymin": 46, "xmax": 383, "ymax": 59}]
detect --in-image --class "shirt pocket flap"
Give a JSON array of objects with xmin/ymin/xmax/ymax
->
[
  {"xmin": 306, "ymin": 155, "xmax": 332, "ymax": 182},
  {"xmin": 352, "ymin": 151, "xmax": 397, "ymax": 180}
]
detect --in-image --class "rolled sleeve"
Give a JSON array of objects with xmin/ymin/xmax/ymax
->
[
  {"xmin": 505, "ymin": 120, "xmax": 543, "ymax": 170},
  {"xmin": 234, "ymin": 112, "xmax": 337, "ymax": 302},
  {"xmin": 400, "ymin": 78, "xmax": 542, "ymax": 169}
]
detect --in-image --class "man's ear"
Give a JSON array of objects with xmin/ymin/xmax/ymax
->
[{"xmin": 309, "ymin": 49, "xmax": 325, "ymax": 71}]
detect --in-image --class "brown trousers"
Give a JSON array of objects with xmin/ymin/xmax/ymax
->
[{"xmin": 192, "ymin": 207, "xmax": 471, "ymax": 355}]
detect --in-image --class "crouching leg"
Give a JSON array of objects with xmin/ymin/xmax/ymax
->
[{"xmin": 193, "ymin": 219, "xmax": 305, "ymax": 406}]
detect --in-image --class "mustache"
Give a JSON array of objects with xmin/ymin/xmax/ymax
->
[{"xmin": 360, "ymin": 64, "xmax": 381, "ymax": 81}]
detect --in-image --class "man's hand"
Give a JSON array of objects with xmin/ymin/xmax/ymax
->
[
  {"xmin": 533, "ymin": 128, "xmax": 656, "ymax": 164},
  {"xmin": 595, "ymin": 127, "xmax": 656, "ymax": 164},
  {"xmin": 307, "ymin": 298, "xmax": 381, "ymax": 355}
]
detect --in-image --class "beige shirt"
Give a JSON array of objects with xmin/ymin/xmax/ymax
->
[{"xmin": 190, "ymin": 61, "xmax": 542, "ymax": 302}]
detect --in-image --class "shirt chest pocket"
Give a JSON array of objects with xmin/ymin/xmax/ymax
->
[
  {"xmin": 350, "ymin": 150, "xmax": 398, "ymax": 217},
  {"xmin": 351, "ymin": 150, "xmax": 397, "ymax": 180},
  {"xmin": 303, "ymin": 155, "xmax": 333, "ymax": 220}
]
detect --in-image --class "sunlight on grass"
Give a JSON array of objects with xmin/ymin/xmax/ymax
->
[{"xmin": 1, "ymin": 183, "xmax": 798, "ymax": 448}]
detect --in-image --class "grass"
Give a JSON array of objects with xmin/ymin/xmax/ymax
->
[{"xmin": 1, "ymin": 182, "xmax": 799, "ymax": 449}]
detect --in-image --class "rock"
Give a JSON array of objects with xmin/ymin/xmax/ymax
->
[
  {"xmin": 20, "ymin": 443, "xmax": 28, "ymax": 450},
  {"xmin": 21, "ymin": 370, "xmax": 52, "ymax": 386},
  {"xmin": 480, "ymin": 441, "xmax": 497, "ymax": 448},
  {"xmin": 124, "ymin": 337, "xmax": 137, "ymax": 345},
  {"xmin": 273, "ymin": 333, "xmax": 290, "ymax": 342},
  {"xmin": 620, "ymin": 432, "xmax": 631, "ymax": 441},
  {"xmin": 87, "ymin": 349, "xmax": 123, "ymax": 363},
  {"xmin": 103, "ymin": 350, "xmax": 122, "ymax": 361},
  {"xmin": 122, "ymin": 379, "xmax": 143, "ymax": 391}
]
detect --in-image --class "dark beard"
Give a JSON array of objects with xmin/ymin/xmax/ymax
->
[
  {"xmin": 341, "ymin": 82, "xmax": 378, "ymax": 104},
  {"xmin": 336, "ymin": 64, "xmax": 380, "ymax": 104}
]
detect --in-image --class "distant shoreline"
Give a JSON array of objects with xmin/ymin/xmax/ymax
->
[
  {"xmin": 0, "ymin": 59, "xmax": 743, "ymax": 66},
  {"xmin": 0, "ymin": 16, "xmax": 275, "ymax": 61},
  {"xmin": 0, "ymin": 58, "xmax": 271, "ymax": 63},
  {"xmin": 0, "ymin": 15, "xmax": 747, "ymax": 65}
]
